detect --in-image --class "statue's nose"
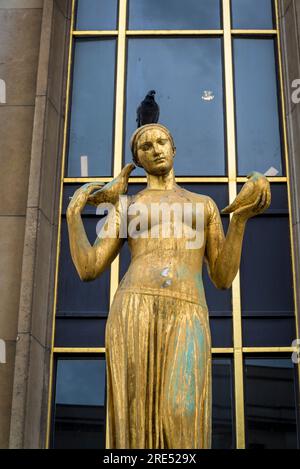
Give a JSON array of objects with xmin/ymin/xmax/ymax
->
[{"xmin": 153, "ymin": 143, "xmax": 160, "ymax": 155}]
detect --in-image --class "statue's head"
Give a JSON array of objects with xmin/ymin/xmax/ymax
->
[{"xmin": 130, "ymin": 124, "xmax": 176, "ymax": 176}]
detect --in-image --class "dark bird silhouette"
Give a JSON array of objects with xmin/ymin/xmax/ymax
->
[{"xmin": 136, "ymin": 90, "xmax": 160, "ymax": 128}]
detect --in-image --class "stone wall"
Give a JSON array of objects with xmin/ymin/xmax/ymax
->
[
  {"xmin": 0, "ymin": 0, "xmax": 43, "ymax": 449},
  {"xmin": 0, "ymin": 0, "xmax": 70, "ymax": 448},
  {"xmin": 280, "ymin": 0, "xmax": 300, "ymax": 345}
]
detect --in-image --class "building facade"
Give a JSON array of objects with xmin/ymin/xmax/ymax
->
[{"xmin": 0, "ymin": 0, "xmax": 299, "ymax": 449}]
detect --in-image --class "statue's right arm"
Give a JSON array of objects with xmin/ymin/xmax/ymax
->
[{"xmin": 66, "ymin": 183, "xmax": 124, "ymax": 282}]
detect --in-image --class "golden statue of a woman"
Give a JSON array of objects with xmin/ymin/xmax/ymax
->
[{"xmin": 66, "ymin": 124, "xmax": 271, "ymax": 449}]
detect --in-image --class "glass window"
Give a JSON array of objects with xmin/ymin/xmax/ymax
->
[
  {"xmin": 231, "ymin": 0, "xmax": 274, "ymax": 30},
  {"xmin": 244, "ymin": 358, "xmax": 298, "ymax": 449},
  {"xmin": 233, "ymin": 39, "xmax": 283, "ymax": 176},
  {"xmin": 212, "ymin": 358, "xmax": 235, "ymax": 448},
  {"xmin": 67, "ymin": 39, "xmax": 116, "ymax": 177},
  {"xmin": 55, "ymin": 318, "xmax": 106, "ymax": 348},
  {"xmin": 240, "ymin": 215, "xmax": 294, "ymax": 346},
  {"xmin": 125, "ymin": 38, "xmax": 226, "ymax": 176},
  {"xmin": 76, "ymin": 0, "xmax": 118, "ymax": 31},
  {"xmin": 52, "ymin": 357, "xmax": 106, "ymax": 449},
  {"xmin": 57, "ymin": 218, "xmax": 110, "ymax": 316},
  {"xmin": 128, "ymin": 0, "xmax": 221, "ymax": 30}
]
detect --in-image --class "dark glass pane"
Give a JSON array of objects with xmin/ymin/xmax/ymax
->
[
  {"xmin": 240, "ymin": 216, "xmax": 294, "ymax": 316},
  {"xmin": 52, "ymin": 358, "xmax": 106, "ymax": 449},
  {"xmin": 243, "ymin": 318, "xmax": 295, "ymax": 347},
  {"xmin": 244, "ymin": 358, "xmax": 298, "ymax": 449},
  {"xmin": 55, "ymin": 318, "xmax": 107, "ymax": 347},
  {"xmin": 210, "ymin": 318, "xmax": 233, "ymax": 348},
  {"xmin": 128, "ymin": 0, "xmax": 221, "ymax": 30},
  {"xmin": 76, "ymin": 0, "xmax": 118, "ymax": 31},
  {"xmin": 231, "ymin": 0, "xmax": 274, "ymax": 30},
  {"xmin": 67, "ymin": 39, "xmax": 116, "ymax": 177},
  {"xmin": 212, "ymin": 358, "xmax": 235, "ymax": 448},
  {"xmin": 240, "ymin": 215, "xmax": 295, "ymax": 346},
  {"xmin": 125, "ymin": 38, "xmax": 226, "ymax": 176},
  {"xmin": 234, "ymin": 39, "xmax": 283, "ymax": 176},
  {"xmin": 57, "ymin": 218, "xmax": 110, "ymax": 316}
]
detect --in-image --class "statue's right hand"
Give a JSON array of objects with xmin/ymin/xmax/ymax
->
[{"xmin": 67, "ymin": 182, "xmax": 104, "ymax": 216}]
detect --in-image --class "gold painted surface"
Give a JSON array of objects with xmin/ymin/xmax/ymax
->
[{"xmin": 66, "ymin": 124, "xmax": 271, "ymax": 449}]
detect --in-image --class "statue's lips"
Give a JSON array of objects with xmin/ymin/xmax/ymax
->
[{"xmin": 153, "ymin": 156, "xmax": 166, "ymax": 163}]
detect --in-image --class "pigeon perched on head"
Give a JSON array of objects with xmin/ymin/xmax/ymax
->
[{"xmin": 136, "ymin": 90, "xmax": 160, "ymax": 128}]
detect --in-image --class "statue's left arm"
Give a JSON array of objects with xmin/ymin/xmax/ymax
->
[{"xmin": 205, "ymin": 173, "xmax": 271, "ymax": 290}]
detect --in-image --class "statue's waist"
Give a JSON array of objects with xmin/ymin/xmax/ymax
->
[{"xmin": 116, "ymin": 285, "xmax": 208, "ymax": 309}]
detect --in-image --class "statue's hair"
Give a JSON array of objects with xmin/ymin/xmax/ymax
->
[{"xmin": 130, "ymin": 124, "xmax": 176, "ymax": 167}]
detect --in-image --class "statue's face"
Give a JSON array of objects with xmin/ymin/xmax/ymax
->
[{"xmin": 136, "ymin": 128, "xmax": 175, "ymax": 176}]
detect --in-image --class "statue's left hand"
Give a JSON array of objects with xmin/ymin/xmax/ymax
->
[{"xmin": 221, "ymin": 171, "xmax": 271, "ymax": 221}]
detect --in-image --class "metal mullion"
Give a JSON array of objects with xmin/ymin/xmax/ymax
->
[
  {"xmin": 236, "ymin": 176, "xmax": 287, "ymax": 183},
  {"xmin": 72, "ymin": 30, "xmax": 118, "ymax": 37},
  {"xmin": 110, "ymin": 0, "xmax": 128, "ymax": 312},
  {"xmin": 274, "ymin": 0, "xmax": 300, "ymax": 392},
  {"xmin": 46, "ymin": 0, "xmax": 76, "ymax": 449},
  {"xmin": 126, "ymin": 29, "xmax": 224, "ymax": 36},
  {"xmin": 231, "ymin": 29, "xmax": 277, "ymax": 35},
  {"xmin": 54, "ymin": 348, "xmax": 106, "ymax": 354},
  {"xmin": 53, "ymin": 347, "xmax": 234, "ymax": 355},
  {"xmin": 223, "ymin": 0, "xmax": 245, "ymax": 449},
  {"xmin": 243, "ymin": 347, "xmax": 297, "ymax": 354},
  {"xmin": 63, "ymin": 176, "xmax": 287, "ymax": 184}
]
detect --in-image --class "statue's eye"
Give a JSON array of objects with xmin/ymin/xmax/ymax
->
[
  {"xmin": 141, "ymin": 143, "xmax": 151, "ymax": 151},
  {"xmin": 158, "ymin": 139, "xmax": 167, "ymax": 145}
]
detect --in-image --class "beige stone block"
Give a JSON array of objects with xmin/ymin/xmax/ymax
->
[
  {"xmin": 16, "ymin": 208, "xmax": 39, "ymax": 334},
  {"xmin": 0, "ymin": 106, "xmax": 35, "ymax": 216},
  {"xmin": 48, "ymin": 3, "xmax": 68, "ymax": 113},
  {"xmin": 55, "ymin": 0, "xmax": 71, "ymax": 18},
  {"xmin": 0, "ymin": 0, "xmax": 43, "ymax": 7},
  {"xmin": 35, "ymin": 0, "xmax": 54, "ymax": 98},
  {"xmin": 292, "ymin": 222, "xmax": 300, "ymax": 334},
  {"xmin": 287, "ymin": 105, "xmax": 300, "ymax": 225},
  {"xmin": 31, "ymin": 211, "xmax": 54, "ymax": 346},
  {"xmin": 0, "ymin": 341, "xmax": 16, "ymax": 448},
  {"xmin": 26, "ymin": 95, "xmax": 47, "ymax": 208},
  {"xmin": 8, "ymin": 333, "xmax": 30, "ymax": 448},
  {"xmin": 39, "ymin": 100, "xmax": 61, "ymax": 224},
  {"xmin": 281, "ymin": 0, "xmax": 292, "ymax": 17},
  {"xmin": 24, "ymin": 337, "xmax": 49, "ymax": 448},
  {"xmin": 280, "ymin": 2, "xmax": 300, "ymax": 116},
  {"xmin": 0, "ymin": 9, "xmax": 42, "ymax": 105},
  {"xmin": 0, "ymin": 216, "xmax": 25, "ymax": 339}
]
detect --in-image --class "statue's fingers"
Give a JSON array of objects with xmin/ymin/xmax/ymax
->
[
  {"xmin": 221, "ymin": 203, "xmax": 233, "ymax": 214},
  {"xmin": 257, "ymin": 190, "xmax": 267, "ymax": 211}
]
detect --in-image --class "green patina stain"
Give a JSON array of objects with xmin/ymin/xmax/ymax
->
[
  {"xmin": 176, "ymin": 264, "xmax": 190, "ymax": 280},
  {"xmin": 171, "ymin": 319, "xmax": 205, "ymax": 415}
]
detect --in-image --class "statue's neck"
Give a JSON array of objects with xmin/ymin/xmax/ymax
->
[{"xmin": 146, "ymin": 169, "xmax": 176, "ymax": 190}]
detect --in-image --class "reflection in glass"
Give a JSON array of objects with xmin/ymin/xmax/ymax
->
[
  {"xmin": 52, "ymin": 358, "xmax": 106, "ymax": 449},
  {"xmin": 57, "ymin": 218, "xmax": 110, "ymax": 316},
  {"xmin": 125, "ymin": 38, "xmax": 226, "ymax": 176},
  {"xmin": 244, "ymin": 358, "xmax": 298, "ymax": 449},
  {"xmin": 234, "ymin": 39, "xmax": 282, "ymax": 176},
  {"xmin": 212, "ymin": 358, "xmax": 235, "ymax": 448},
  {"xmin": 76, "ymin": 0, "xmax": 118, "ymax": 31},
  {"xmin": 128, "ymin": 0, "xmax": 221, "ymax": 30},
  {"xmin": 231, "ymin": 0, "xmax": 274, "ymax": 30},
  {"xmin": 67, "ymin": 39, "xmax": 116, "ymax": 177}
]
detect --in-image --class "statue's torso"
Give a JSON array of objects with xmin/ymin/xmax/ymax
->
[{"xmin": 119, "ymin": 186, "xmax": 212, "ymax": 307}]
